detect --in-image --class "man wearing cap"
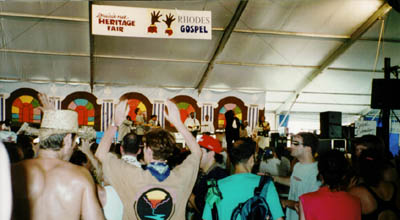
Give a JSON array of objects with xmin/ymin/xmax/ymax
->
[
  {"xmin": 189, "ymin": 135, "xmax": 228, "ymax": 219},
  {"xmin": 11, "ymin": 93, "xmax": 104, "ymax": 220},
  {"xmin": 202, "ymin": 137, "xmax": 284, "ymax": 220}
]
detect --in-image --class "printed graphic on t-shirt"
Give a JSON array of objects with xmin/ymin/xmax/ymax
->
[
  {"xmin": 293, "ymin": 176, "xmax": 302, "ymax": 182},
  {"xmin": 134, "ymin": 188, "xmax": 174, "ymax": 220}
]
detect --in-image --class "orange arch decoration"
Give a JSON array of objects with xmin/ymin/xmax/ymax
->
[
  {"xmin": 62, "ymin": 92, "xmax": 101, "ymax": 131},
  {"xmin": 215, "ymin": 96, "xmax": 247, "ymax": 129},
  {"xmin": 120, "ymin": 92, "xmax": 152, "ymax": 122},
  {"xmin": 166, "ymin": 95, "xmax": 200, "ymax": 132},
  {"xmin": 6, "ymin": 88, "xmax": 41, "ymax": 125}
]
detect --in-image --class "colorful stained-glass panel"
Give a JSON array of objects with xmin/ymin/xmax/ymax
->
[
  {"xmin": 218, "ymin": 103, "xmax": 242, "ymax": 128},
  {"xmin": 11, "ymin": 95, "xmax": 42, "ymax": 123},
  {"xmin": 176, "ymin": 102, "xmax": 195, "ymax": 124},
  {"xmin": 67, "ymin": 98, "xmax": 95, "ymax": 126},
  {"xmin": 127, "ymin": 99, "xmax": 147, "ymax": 121}
]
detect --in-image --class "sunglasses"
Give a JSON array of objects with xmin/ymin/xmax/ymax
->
[{"xmin": 291, "ymin": 141, "xmax": 303, "ymax": 146}]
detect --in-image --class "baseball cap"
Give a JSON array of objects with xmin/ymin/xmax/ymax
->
[{"xmin": 198, "ymin": 135, "xmax": 222, "ymax": 154}]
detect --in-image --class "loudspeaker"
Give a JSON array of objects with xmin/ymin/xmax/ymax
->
[
  {"xmin": 388, "ymin": 0, "xmax": 400, "ymax": 13},
  {"xmin": 320, "ymin": 111, "xmax": 342, "ymax": 138},
  {"xmin": 371, "ymin": 79, "xmax": 400, "ymax": 109}
]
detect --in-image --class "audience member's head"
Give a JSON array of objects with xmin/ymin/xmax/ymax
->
[
  {"xmin": 358, "ymin": 148, "xmax": 385, "ymax": 187},
  {"xmin": 318, "ymin": 150, "xmax": 351, "ymax": 191},
  {"xmin": 144, "ymin": 128, "xmax": 178, "ymax": 163},
  {"xmin": 198, "ymin": 135, "xmax": 224, "ymax": 166},
  {"xmin": 121, "ymin": 132, "xmax": 141, "ymax": 155},
  {"xmin": 38, "ymin": 110, "xmax": 78, "ymax": 157},
  {"xmin": 229, "ymin": 137, "xmax": 256, "ymax": 166},
  {"xmin": 261, "ymin": 147, "xmax": 275, "ymax": 161},
  {"xmin": 291, "ymin": 132, "xmax": 319, "ymax": 157},
  {"xmin": 352, "ymin": 135, "xmax": 385, "ymax": 158}
]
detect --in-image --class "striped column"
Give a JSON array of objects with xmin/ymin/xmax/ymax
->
[
  {"xmin": 201, "ymin": 104, "xmax": 214, "ymax": 122},
  {"xmin": 49, "ymin": 97, "xmax": 61, "ymax": 110},
  {"xmin": 247, "ymin": 105, "xmax": 259, "ymax": 132},
  {"xmin": 152, "ymin": 101, "xmax": 165, "ymax": 128},
  {"xmin": 101, "ymin": 100, "xmax": 114, "ymax": 131},
  {"xmin": 0, "ymin": 95, "xmax": 4, "ymax": 121}
]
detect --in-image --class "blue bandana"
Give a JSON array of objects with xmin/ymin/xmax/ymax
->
[{"xmin": 146, "ymin": 162, "xmax": 170, "ymax": 182}]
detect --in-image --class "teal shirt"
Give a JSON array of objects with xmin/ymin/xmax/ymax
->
[{"xmin": 202, "ymin": 173, "xmax": 284, "ymax": 220}]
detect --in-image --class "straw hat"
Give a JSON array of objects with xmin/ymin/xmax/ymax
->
[
  {"xmin": 39, "ymin": 110, "xmax": 79, "ymax": 141},
  {"xmin": 18, "ymin": 110, "xmax": 97, "ymax": 141}
]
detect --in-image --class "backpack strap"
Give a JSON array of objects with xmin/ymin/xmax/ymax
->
[
  {"xmin": 254, "ymin": 175, "xmax": 270, "ymax": 196},
  {"xmin": 206, "ymin": 179, "xmax": 223, "ymax": 220},
  {"xmin": 212, "ymin": 203, "xmax": 219, "ymax": 220}
]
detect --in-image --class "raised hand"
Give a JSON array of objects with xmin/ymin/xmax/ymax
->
[
  {"xmin": 114, "ymin": 100, "xmax": 129, "ymax": 127},
  {"xmin": 78, "ymin": 139, "xmax": 91, "ymax": 155},
  {"xmin": 164, "ymin": 99, "xmax": 183, "ymax": 128},
  {"xmin": 162, "ymin": 13, "xmax": 175, "ymax": 28},
  {"xmin": 151, "ymin": 11, "xmax": 162, "ymax": 25},
  {"xmin": 38, "ymin": 93, "xmax": 55, "ymax": 111}
]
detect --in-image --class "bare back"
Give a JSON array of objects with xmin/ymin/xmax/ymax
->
[{"xmin": 11, "ymin": 158, "xmax": 104, "ymax": 220}]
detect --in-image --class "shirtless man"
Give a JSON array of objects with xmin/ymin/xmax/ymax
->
[{"xmin": 11, "ymin": 93, "xmax": 104, "ymax": 220}]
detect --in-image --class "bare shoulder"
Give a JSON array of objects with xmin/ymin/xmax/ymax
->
[
  {"xmin": 349, "ymin": 185, "xmax": 371, "ymax": 199},
  {"xmin": 349, "ymin": 185, "xmax": 377, "ymax": 213},
  {"xmin": 55, "ymin": 161, "xmax": 95, "ymax": 185}
]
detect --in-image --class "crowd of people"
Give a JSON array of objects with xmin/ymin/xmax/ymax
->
[{"xmin": 0, "ymin": 93, "xmax": 399, "ymax": 220}]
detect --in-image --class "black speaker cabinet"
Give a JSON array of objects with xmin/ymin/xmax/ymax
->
[
  {"xmin": 320, "ymin": 111, "xmax": 342, "ymax": 138},
  {"xmin": 388, "ymin": 0, "xmax": 400, "ymax": 13},
  {"xmin": 371, "ymin": 79, "xmax": 400, "ymax": 109}
]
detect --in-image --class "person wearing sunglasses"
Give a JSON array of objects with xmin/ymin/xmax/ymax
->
[{"xmin": 272, "ymin": 132, "xmax": 321, "ymax": 220}]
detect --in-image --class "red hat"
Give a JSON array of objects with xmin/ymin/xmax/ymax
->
[{"xmin": 198, "ymin": 135, "xmax": 222, "ymax": 154}]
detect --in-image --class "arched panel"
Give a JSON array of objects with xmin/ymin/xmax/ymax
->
[
  {"xmin": 215, "ymin": 96, "xmax": 247, "ymax": 129},
  {"xmin": 62, "ymin": 92, "xmax": 101, "ymax": 131},
  {"xmin": 166, "ymin": 95, "xmax": 200, "ymax": 132},
  {"xmin": 6, "ymin": 88, "xmax": 41, "ymax": 127},
  {"xmin": 120, "ymin": 92, "xmax": 152, "ymax": 122}
]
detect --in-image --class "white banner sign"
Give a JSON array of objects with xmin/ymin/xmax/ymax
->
[
  {"xmin": 92, "ymin": 5, "xmax": 212, "ymax": 40},
  {"xmin": 390, "ymin": 119, "xmax": 400, "ymax": 134},
  {"xmin": 355, "ymin": 120, "xmax": 376, "ymax": 137}
]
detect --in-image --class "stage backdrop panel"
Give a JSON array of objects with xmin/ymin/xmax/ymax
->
[
  {"xmin": 62, "ymin": 92, "xmax": 101, "ymax": 131},
  {"xmin": 6, "ymin": 88, "xmax": 41, "ymax": 126},
  {"xmin": 215, "ymin": 96, "xmax": 247, "ymax": 130}
]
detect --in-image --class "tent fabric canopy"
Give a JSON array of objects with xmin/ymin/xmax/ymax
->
[{"xmin": 1, "ymin": 0, "xmax": 400, "ymax": 118}]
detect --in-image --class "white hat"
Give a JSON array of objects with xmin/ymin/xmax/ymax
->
[
  {"xmin": 18, "ymin": 110, "xmax": 97, "ymax": 141},
  {"xmin": 39, "ymin": 110, "xmax": 78, "ymax": 141}
]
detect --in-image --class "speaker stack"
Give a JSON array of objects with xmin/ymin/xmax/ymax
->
[{"xmin": 320, "ymin": 111, "xmax": 342, "ymax": 139}]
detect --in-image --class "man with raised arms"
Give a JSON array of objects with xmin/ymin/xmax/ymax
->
[{"xmin": 96, "ymin": 99, "xmax": 201, "ymax": 220}]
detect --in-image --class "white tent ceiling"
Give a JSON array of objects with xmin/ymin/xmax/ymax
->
[{"xmin": 1, "ymin": 0, "xmax": 400, "ymax": 117}]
